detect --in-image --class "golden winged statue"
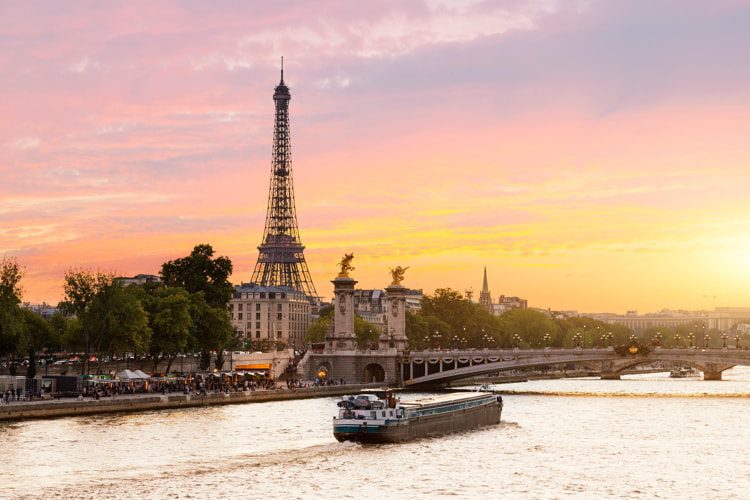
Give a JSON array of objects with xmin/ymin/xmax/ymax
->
[
  {"xmin": 389, "ymin": 266, "xmax": 409, "ymax": 286},
  {"xmin": 337, "ymin": 253, "xmax": 355, "ymax": 277}
]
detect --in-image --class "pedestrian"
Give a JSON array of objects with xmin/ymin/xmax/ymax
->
[{"xmin": 16, "ymin": 387, "xmax": 21, "ymax": 401}]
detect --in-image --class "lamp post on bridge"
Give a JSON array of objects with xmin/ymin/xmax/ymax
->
[
  {"xmin": 543, "ymin": 333, "xmax": 551, "ymax": 349},
  {"xmin": 721, "ymin": 333, "xmax": 728, "ymax": 349},
  {"xmin": 512, "ymin": 334, "xmax": 521, "ymax": 349},
  {"xmin": 653, "ymin": 331, "xmax": 663, "ymax": 347},
  {"xmin": 432, "ymin": 330, "xmax": 442, "ymax": 351},
  {"xmin": 688, "ymin": 332, "xmax": 695, "ymax": 349},
  {"xmin": 572, "ymin": 332, "xmax": 582, "ymax": 349},
  {"xmin": 734, "ymin": 334, "xmax": 741, "ymax": 349},
  {"xmin": 703, "ymin": 333, "xmax": 710, "ymax": 349},
  {"xmin": 482, "ymin": 332, "xmax": 493, "ymax": 349}
]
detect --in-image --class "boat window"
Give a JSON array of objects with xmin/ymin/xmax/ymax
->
[
  {"xmin": 382, "ymin": 411, "xmax": 386, "ymax": 417},
  {"xmin": 370, "ymin": 411, "xmax": 376, "ymax": 418}
]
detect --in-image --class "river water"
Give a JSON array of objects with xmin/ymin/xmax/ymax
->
[{"xmin": 4, "ymin": 367, "xmax": 750, "ymax": 499}]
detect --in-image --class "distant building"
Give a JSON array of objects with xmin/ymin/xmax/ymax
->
[
  {"xmin": 493, "ymin": 295, "xmax": 528, "ymax": 315},
  {"xmin": 21, "ymin": 302, "xmax": 57, "ymax": 318},
  {"xmin": 229, "ymin": 283, "xmax": 312, "ymax": 349},
  {"xmin": 480, "ymin": 268, "xmax": 527, "ymax": 315},
  {"xmin": 116, "ymin": 274, "xmax": 162, "ymax": 286},
  {"xmin": 584, "ymin": 310, "xmax": 707, "ymax": 332},
  {"xmin": 352, "ymin": 288, "xmax": 423, "ymax": 331}
]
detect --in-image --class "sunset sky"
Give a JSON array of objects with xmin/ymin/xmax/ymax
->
[{"xmin": 1, "ymin": 1, "xmax": 749, "ymax": 313}]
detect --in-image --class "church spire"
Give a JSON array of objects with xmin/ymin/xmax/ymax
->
[{"xmin": 479, "ymin": 267, "xmax": 493, "ymax": 313}]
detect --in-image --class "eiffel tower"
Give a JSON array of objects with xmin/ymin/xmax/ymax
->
[{"xmin": 251, "ymin": 60, "xmax": 318, "ymax": 299}]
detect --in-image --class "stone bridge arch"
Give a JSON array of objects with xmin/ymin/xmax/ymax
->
[{"xmin": 363, "ymin": 363, "xmax": 386, "ymax": 383}]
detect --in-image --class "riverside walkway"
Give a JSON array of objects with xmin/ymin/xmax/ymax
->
[{"xmin": 0, "ymin": 384, "xmax": 379, "ymax": 422}]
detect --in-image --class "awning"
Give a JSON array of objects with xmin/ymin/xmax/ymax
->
[{"xmin": 234, "ymin": 363, "xmax": 271, "ymax": 371}]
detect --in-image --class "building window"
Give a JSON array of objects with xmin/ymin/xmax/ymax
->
[
  {"xmin": 277, "ymin": 303, "xmax": 282, "ymax": 311},
  {"xmin": 256, "ymin": 303, "xmax": 260, "ymax": 311},
  {"xmin": 256, "ymin": 322, "xmax": 261, "ymax": 329},
  {"xmin": 277, "ymin": 331, "xmax": 282, "ymax": 339},
  {"xmin": 256, "ymin": 312, "xmax": 261, "ymax": 320},
  {"xmin": 260, "ymin": 293, "xmax": 266, "ymax": 299},
  {"xmin": 256, "ymin": 332, "xmax": 260, "ymax": 338},
  {"xmin": 269, "ymin": 293, "xmax": 276, "ymax": 299},
  {"xmin": 237, "ymin": 303, "xmax": 242, "ymax": 311},
  {"xmin": 238, "ymin": 313, "xmax": 243, "ymax": 320},
  {"xmin": 277, "ymin": 312, "xmax": 282, "ymax": 320}
]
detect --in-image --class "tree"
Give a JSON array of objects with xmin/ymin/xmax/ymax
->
[
  {"xmin": 498, "ymin": 309, "xmax": 559, "ymax": 348},
  {"xmin": 143, "ymin": 287, "xmax": 193, "ymax": 373},
  {"xmin": 20, "ymin": 308, "xmax": 52, "ymax": 379},
  {"xmin": 161, "ymin": 244, "xmax": 233, "ymax": 309},
  {"xmin": 355, "ymin": 316, "xmax": 379, "ymax": 349},
  {"xmin": 59, "ymin": 269, "xmax": 114, "ymax": 374},
  {"xmin": 305, "ymin": 317, "xmax": 331, "ymax": 344},
  {"xmin": 84, "ymin": 283, "xmax": 151, "ymax": 370},
  {"xmin": 189, "ymin": 292, "xmax": 233, "ymax": 370},
  {"xmin": 0, "ymin": 258, "xmax": 25, "ymax": 373}
]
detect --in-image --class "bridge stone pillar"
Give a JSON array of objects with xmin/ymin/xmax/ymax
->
[
  {"xmin": 703, "ymin": 362, "xmax": 725, "ymax": 381},
  {"xmin": 326, "ymin": 275, "xmax": 357, "ymax": 352},
  {"xmin": 600, "ymin": 360, "xmax": 621, "ymax": 380},
  {"xmin": 385, "ymin": 283, "xmax": 409, "ymax": 353}
]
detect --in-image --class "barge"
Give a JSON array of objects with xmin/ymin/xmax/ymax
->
[{"xmin": 333, "ymin": 389, "xmax": 502, "ymax": 443}]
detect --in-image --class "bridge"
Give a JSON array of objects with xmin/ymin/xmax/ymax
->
[{"xmin": 400, "ymin": 347, "xmax": 750, "ymax": 388}]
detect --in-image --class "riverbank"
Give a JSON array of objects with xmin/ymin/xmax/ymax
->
[{"xmin": 0, "ymin": 384, "xmax": 380, "ymax": 422}]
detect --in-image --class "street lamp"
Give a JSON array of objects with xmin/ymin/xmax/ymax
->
[
  {"xmin": 653, "ymin": 331, "xmax": 663, "ymax": 347},
  {"xmin": 482, "ymin": 333, "xmax": 493, "ymax": 349},
  {"xmin": 543, "ymin": 333, "xmax": 551, "ymax": 348},
  {"xmin": 432, "ymin": 330, "xmax": 441, "ymax": 350},
  {"xmin": 721, "ymin": 333, "xmax": 728, "ymax": 349},
  {"xmin": 688, "ymin": 332, "xmax": 695, "ymax": 348},
  {"xmin": 703, "ymin": 333, "xmax": 710, "ymax": 349},
  {"xmin": 735, "ymin": 335, "xmax": 741, "ymax": 349},
  {"xmin": 512, "ymin": 334, "xmax": 521, "ymax": 348},
  {"xmin": 674, "ymin": 334, "xmax": 682, "ymax": 348},
  {"xmin": 572, "ymin": 332, "xmax": 582, "ymax": 348}
]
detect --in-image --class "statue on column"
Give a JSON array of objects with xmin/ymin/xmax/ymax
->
[
  {"xmin": 338, "ymin": 253, "xmax": 355, "ymax": 278},
  {"xmin": 389, "ymin": 265, "xmax": 409, "ymax": 286}
]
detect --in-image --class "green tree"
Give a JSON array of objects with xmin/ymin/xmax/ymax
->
[
  {"xmin": 189, "ymin": 292, "xmax": 233, "ymax": 370},
  {"xmin": 355, "ymin": 316, "xmax": 379, "ymax": 349},
  {"xmin": 137, "ymin": 286, "xmax": 193, "ymax": 373},
  {"xmin": 20, "ymin": 308, "xmax": 52, "ymax": 379},
  {"xmin": 498, "ymin": 309, "xmax": 559, "ymax": 348},
  {"xmin": 0, "ymin": 258, "xmax": 25, "ymax": 373},
  {"xmin": 84, "ymin": 283, "xmax": 151, "ymax": 371},
  {"xmin": 161, "ymin": 244, "xmax": 233, "ymax": 309},
  {"xmin": 59, "ymin": 269, "xmax": 114, "ymax": 374},
  {"xmin": 305, "ymin": 317, "xmax": 331, "ymax": 343}
]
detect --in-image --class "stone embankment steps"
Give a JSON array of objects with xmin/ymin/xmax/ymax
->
[{"xmin": 0, "ymin": 384, "xmax": 381, "ymax": 422}]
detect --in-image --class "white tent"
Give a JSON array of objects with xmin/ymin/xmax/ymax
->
[
  {"xmin": 133, "ymin": 369, "xmax": 151, "ymax": 379},
  {"xmin": 117, "ymin": 369, "xmax": 139, "ymax": 380}
]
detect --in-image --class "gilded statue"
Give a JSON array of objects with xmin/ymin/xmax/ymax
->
[
  {"xmin": 338, "ymin": 253, "xmax": 355, "ymax": 277},
  {"xmin": 389, "ymin": 265, "xmax": 409, "ymax": 286}
]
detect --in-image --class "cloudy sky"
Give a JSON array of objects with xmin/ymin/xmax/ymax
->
[{"xmin": 1, "ymin": 0, "xmax": 749, "ymax": 313}]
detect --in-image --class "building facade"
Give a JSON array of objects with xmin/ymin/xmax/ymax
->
[
  {"xmin": 352, "ymin": 288, "xmax": 423, "ymax": 331},
  {"xmin": 229, "ymin": 284, "xmax": 312, "ymax": 350}
]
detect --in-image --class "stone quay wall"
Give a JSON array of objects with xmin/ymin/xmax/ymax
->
[{"xmin": 0, "ymin": 383, "xmax": 381, "ymax": 422}]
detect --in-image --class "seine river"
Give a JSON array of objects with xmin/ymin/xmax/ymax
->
[{"xmin": 5, "ymin": 367, "xmax": 750, "ymax": 499}]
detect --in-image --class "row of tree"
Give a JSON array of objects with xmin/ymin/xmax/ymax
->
[
  {"xmin": 305, "ymin": 287, "xmax": 741, "ymax": 351},
  {"xmin": 0, "ymin": 244, "xmax": 236, "ymax": 375}
]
